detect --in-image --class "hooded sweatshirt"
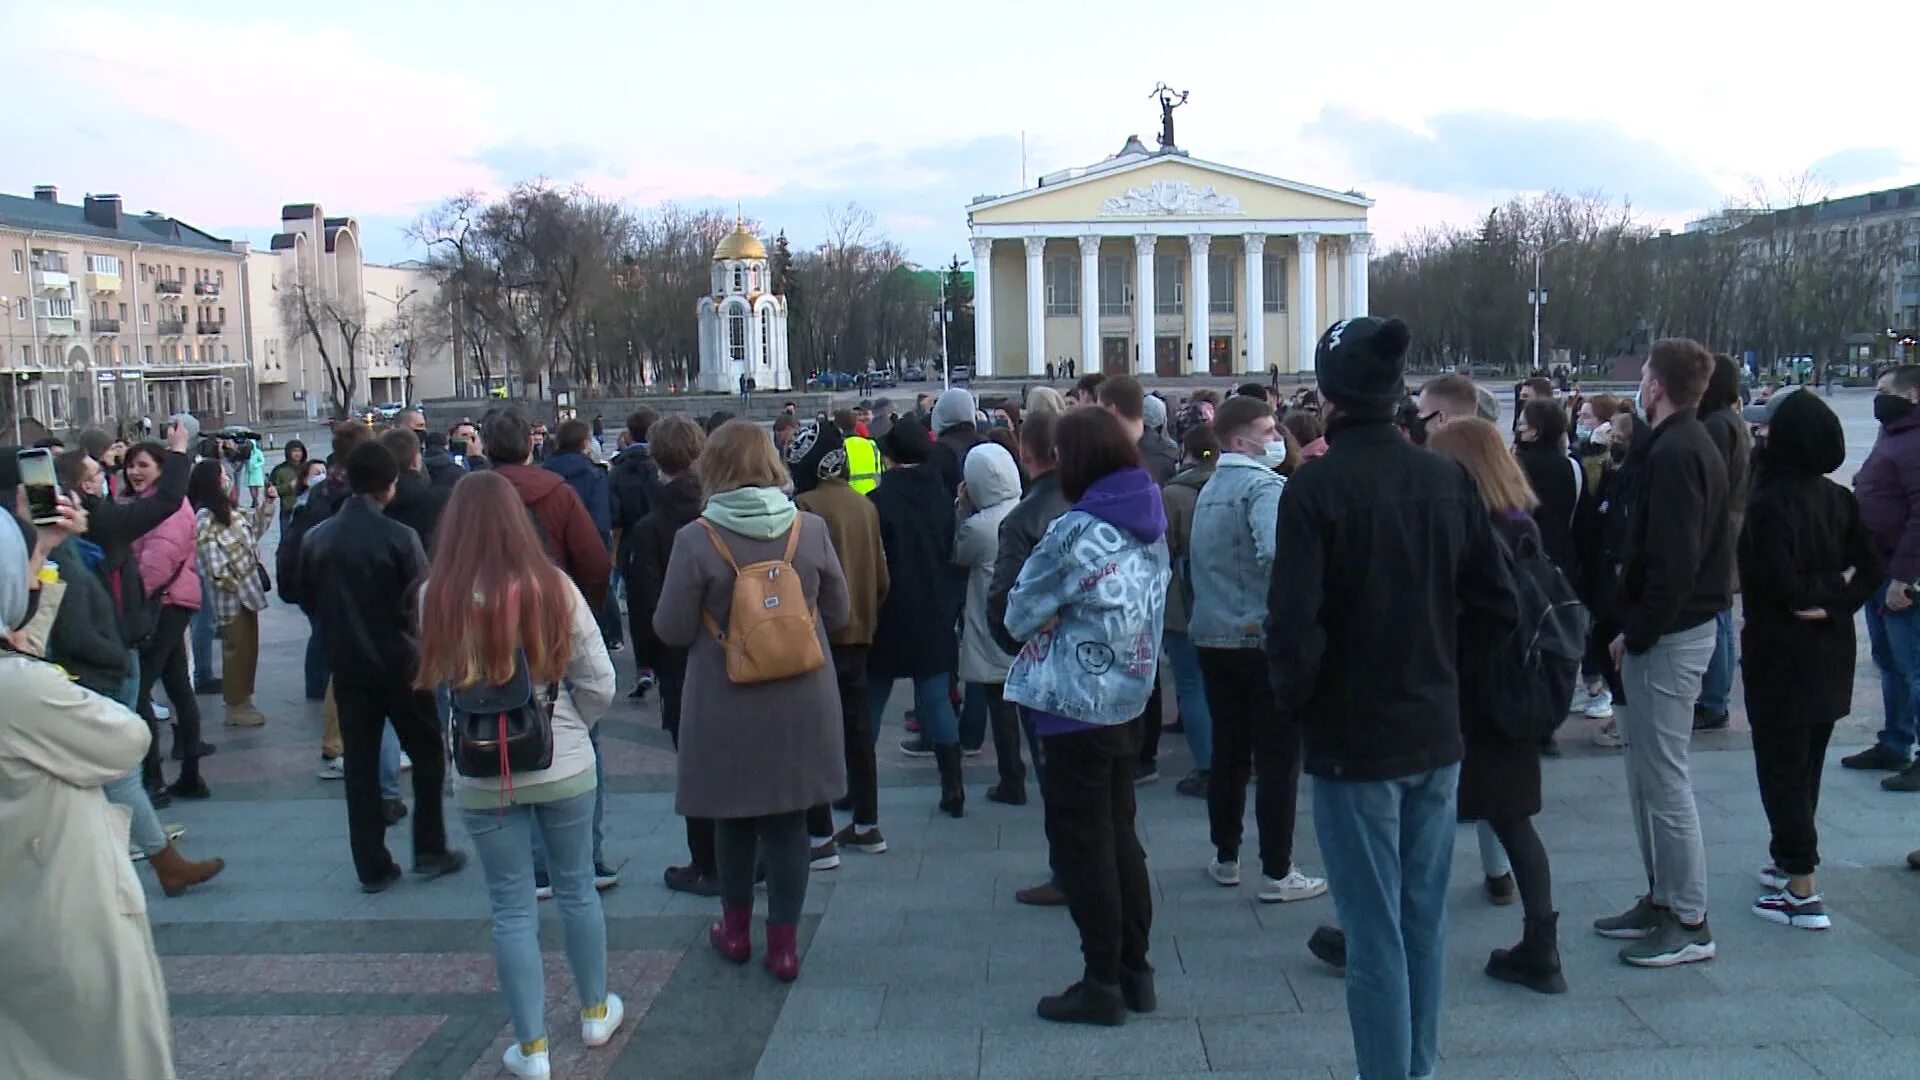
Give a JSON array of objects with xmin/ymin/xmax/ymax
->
[
  {"xmin": 1002, "ymin": 466, "xmax": 1170, "ymax": 728},
  {"xmin": 954, "ymin": 443, "xmax": 1022, "ymax": 683},
  {"xmin": 492, "ymin": 462, "xmax": 612, "ymax": 609}
]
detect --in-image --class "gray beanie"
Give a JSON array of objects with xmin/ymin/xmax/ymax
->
[
  {"xmin": 931, "ymin": 388, "xmax": 976, "ymax": 434},
  {"xmin": 1142, "ymin": 394, "xmax": 1168, "ymax": 433},
  {"xmin": 169, "ymin": 411, "xmax": 201, "ymax": 442}
]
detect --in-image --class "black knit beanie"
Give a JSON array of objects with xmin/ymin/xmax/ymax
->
[{"xmin": 1315, "ymin": 317, "xmax": 1412, "ymax": 415}]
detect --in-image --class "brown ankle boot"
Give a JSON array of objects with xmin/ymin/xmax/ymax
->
[{"xmin": 149, "ymin": 842, "xmax": 225, "ymax": 897}]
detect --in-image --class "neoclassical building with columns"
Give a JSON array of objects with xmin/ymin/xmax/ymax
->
[{"xmin": 966, "ymin": 137, "xmax": 1371, "ymax": 378}]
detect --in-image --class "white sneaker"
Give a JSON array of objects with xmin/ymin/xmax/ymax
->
[
  {"xmin": 1584, "ymin": 689, "xmax": 1615, "ymax": 720},
  {"xmin": 400, "ymin": 753, "xmax": 413, "ymax": 772},
  {"xmin": 581, "ymin": 991, "xmax": 625, "ymax": 1048},
  {"xmin": 1570, "ymin": 686, "xmax": 1593, "ymax": 713},
  {"xmin": 152, "ymin": 702, "xmax": 172, "ymax": 722},
  {"xmin": 315, "ymin": 757, "xmax": 346, "ymax": 780},
  {"xmin": 1258, "ymin": 867, "xmax": 1329, "ymax": 903},
  {"xmin": 1591, "ymin": 721, "xmax": 1625, "ymax": 749},
  {"xmin": 1756, "ymin": 863, "xmax": 1790, "ymax": 891},
  {"xmin": 1207, "ymin": 858, "xmax": 1241, "ymax": 887},
  {"xmin": 502, "ymin": 1042, "xmax": 550, "ymax": 1078}
]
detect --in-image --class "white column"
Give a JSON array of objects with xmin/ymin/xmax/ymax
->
[
  {"xmin": 1133, "ymin": 234, "xmax": 1156, "ymax": 375},
  {"xmin": 1295, "ymin": 233, "xmax": 1320, "ymax": 373},
  {"xmin": 1078, "ymin": 235, "xmax": 1101, "ymax": 377},
  {"xmin": 1348, "ymin": 232, "xmax": 1372, "ymax": 318},
  {"xmin": 1186, "ymin": 233, "xmax": 1210, "ymax": 375},
  {"xmin": 970, "ymin": 236, "xmax": 994, "ymax": 376},
  {"xmin": 1243, "ymin": 233, "xmax": 1266, "ymax": 373},
  {"xmin": 1023, "ymin": 236, "xmax": 1047, "ymax": 377}
]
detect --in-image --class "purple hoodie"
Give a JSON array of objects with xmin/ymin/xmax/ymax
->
[{"xmin": 1075, "ymin": 466, "xmax": 1167, "ymax": 544}]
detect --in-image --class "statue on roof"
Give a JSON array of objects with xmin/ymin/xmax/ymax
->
[{"xmin": 1152, "ymin": 84, "xmax": 1188, "ymax": 152}]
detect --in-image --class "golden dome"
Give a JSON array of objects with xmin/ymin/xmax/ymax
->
[{"xmin": 713, "ymin": 220, "xmax": 766, "ymax": 262}]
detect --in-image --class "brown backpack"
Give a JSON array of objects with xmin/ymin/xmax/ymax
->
[{"xmin": 699, "ymin": 518, "xmax": 826, "ymax": 685}]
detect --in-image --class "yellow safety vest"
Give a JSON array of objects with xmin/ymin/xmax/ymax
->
[{"xmin": 846, "ymin": 436, "xmax": 882, "ymax": 494}]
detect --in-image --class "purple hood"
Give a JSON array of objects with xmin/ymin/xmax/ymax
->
[{"xmin": 1075, "ymin": 466, "xmax": 1166, "ymax": 543}]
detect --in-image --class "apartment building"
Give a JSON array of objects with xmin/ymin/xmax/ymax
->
[
  {"xmin": 247, "ymin": 203, "xmax": 458, "ymax": 420},
  {"xmin": 0, "ymin": 185, "xmax": 250, "ymax": 434}
]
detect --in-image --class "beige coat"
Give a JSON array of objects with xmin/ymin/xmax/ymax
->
[{"xmin": 0, "ymin": 653, "xmax": 173, "ymax": 1080}]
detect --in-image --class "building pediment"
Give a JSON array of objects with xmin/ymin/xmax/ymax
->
[{"xmin": 967, "ymin": 156, "xmax": 1370, "ymax": 227}]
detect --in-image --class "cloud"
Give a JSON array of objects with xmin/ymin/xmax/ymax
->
[
  {"xmin": 1808, "ymin": 146, "xmax": 1909, "ymax": 189},
  {"xmin": 1305, "ymin": 106, "xmax": 1721, "ymax": 212},
  {"xmin": 474, "ymin": 142, "xmax": 604, "ymax": 183}
]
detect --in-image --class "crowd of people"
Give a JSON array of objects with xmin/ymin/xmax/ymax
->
[{"xmin": 3, "ymin": 314, "xmax": 1915, "ymax": 1078}]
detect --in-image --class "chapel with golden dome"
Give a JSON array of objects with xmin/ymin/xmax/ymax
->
[{"xmin": 696, "ymin": 218, "xmax": 790, "ymax": 392}]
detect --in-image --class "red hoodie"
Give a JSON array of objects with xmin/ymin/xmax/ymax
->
[{"xmin": 492, "ymin": 462, "xmax": 612, "ymax": 609}]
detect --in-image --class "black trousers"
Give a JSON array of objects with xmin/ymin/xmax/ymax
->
[
  {"xmin": 1136, "ymin": 676, "xmax": 1164, "ymax": 769},
  {"xmin": 137, "ymin": 605, "xmax": 204, "ymax": 789},
  {"xmin": 660, "ymin": 648, "xmax": 715, "ymax": 873},
  {"xmin": 336, "ymin": 678, "xmax": 450, "ymax": 884},
  {"xmin": 983, "ymin": 681, "xmax": 1028, "ymax": 793},
  {"xmin": 808, "ymin": 645, "xmax": 880, "ymax": 834},
  {"xmin": 1042, "ymin": 716, "xmax": 1153, "ymax": 985},
  {"xmin": 1751, "ymin": 721, "xmax": 1835, "ymax": 877},
  {"xmin": 1198, "ymin": 646, "xmax": 1300, "ymax": 879},
  {"xmin": 716, "ymin": 811, "xmax": 809, "ymax": 923}
]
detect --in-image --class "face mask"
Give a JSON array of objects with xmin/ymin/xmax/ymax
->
[
  {"xmin": 1262, "ymin": 440, "xmax": 1290, "ymax": 463},
  {"xmin": 1876, "ymin": 393, "xmax": 1916, "ymax": 427}
]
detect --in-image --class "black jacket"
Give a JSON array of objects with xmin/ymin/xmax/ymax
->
[
  {"xmin": 1701, "ymin": 405, "xmax": 1752, "ymax": 591},
  {"xmin": 297, "ymin": 496, "xmax": 429, "ymax": 683},
  {"xmin": 1514, "ymin": 439, "xmax": 1580, "ymax": 575},
  {"xmin": 421, "ymin": 448, "xmax": 465, "ymax": 493},
  {"xmin": 609, "ymin": 445, "xmax": 662, "ymax": 548},
  {"xmin": 988, "ymin": 470, "xmax": 1072, "ymax": 656},
  {"xmin": 1618, "ymin": 408, "xmax": 1732, "ymax": 654},
  {"xmin": 276, "ymin": 472, "xmax": 351, "ymax": 607},
  {"xmin": 46, "ymin": 539, "xmax": 130, "ymax": 696},
  {"xmin": 384, "ymin": 469, "xmax": 449, "ymax": 555},
  {"xmin": 1739, "ymin": 472, "xmax": 1879, "ymax": 727},
  {"xmin": 626, "ymin": 472, "xmax": 703, "ymax": 657},
  {"xmin": 1267, "ymin": 419, "xmax": 1518, "ymax": 782},
  {"xmin": 867, "ymin": 464, "xmax": 959, "ymax": 679}
]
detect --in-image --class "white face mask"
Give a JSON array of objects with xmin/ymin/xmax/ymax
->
[{"xmin": 1262, "ymin": 440, "xmax": 1290, "ymax": 462}]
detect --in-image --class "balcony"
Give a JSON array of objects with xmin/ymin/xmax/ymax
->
[
  {"xmin": 194, "ymin": 281, "xmax": 220, "ymax": 297},
  {"xmin": 157, "ymin": 319, "xmax": 185, "ymax": 336},
  {"xmin": 32, "ymin": 267, "xmax": 71, "ymax": 295},
  {"xmin": 38, "ymin": 315, "xmax": 75, "ymax": 337},
  {"xmin": 87, "ymin": 271, "xmax": 122, "ymax": 294},
  {"xmin": 93, "ymin": 318, "xmax": 122, "ymax": 335},
  {"xmin": 155, "ymin": 281, "xmax": 183, "ymax": 296},
  {"xmin": 196, "ymin": 320, "xmax": 225, "ymax": 335}
]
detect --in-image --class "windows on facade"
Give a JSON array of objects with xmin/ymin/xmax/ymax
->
[
  {"xmin": 13, "ymin": 297, "xmax": 23, "ymax": 320},
  {"xmin": 10, "ymin": 250, "xmax": 21, "ymax": 273},
  {"xmin": 1263, "ymin": 254, "xmax": 1288, "ymax": 313},
  {"xmin": 1098, "ymin": 256, "xmax": 1133, "ymax": 316},
  {"xmin": 34, "ymin": 296, "xmax": 74, "ymax": 319},
  {"xmin": 86, "ymin": 254, "xmax": 121, "ymax": 275},
  {"xmin": 1045, "ymin": 256, "xmax": 1079, "ymax": 316},
  {"xmin": 732, "ymin": 266, "xmax": 745, "ymax": 293},
  {"xmin": 144, "ymin": 345, "xmax": 153, "ymax": 365},
  {"xmin": 759, "ymin": 308, "xmax": 772, "ymax": 362},
  {"xmin": 728, "ymin": 308, "xmax": 747, "ymax": 361},
  {"xmin": 120, "ymin": 345, "xmax": 130, "ymax": 364},
  {"xmin": 119, "ymin": 302, "xmax": 128, "ymax": 321},
  {"xmin": 1209, "ymin": 254, "xmax": 1235, "ymax": 314},
  {"xmin": 1153, "ymin": 255, "xmax": 1184, "ymax": 315}
]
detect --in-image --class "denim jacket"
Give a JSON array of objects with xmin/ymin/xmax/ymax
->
[
  {"xmin": 1188, "ymin": 453, "xmax": 1285, "ymax": 649},
  {"xmin": 1003, "ymin": 468, "xmax": 1170, "ymax": 726}
]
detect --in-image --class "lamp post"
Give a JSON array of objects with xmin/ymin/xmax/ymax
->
[
  {"xmin": 938, "ymin": 256, "xmax": 969, "ymax": 391},
  {"xmin": 1529, "ymin": 239, "xmax": 1572, "ymax": 374},
  {"xmin": 367, "ymin": 287, "xmax": 419, "ymax": 403}
]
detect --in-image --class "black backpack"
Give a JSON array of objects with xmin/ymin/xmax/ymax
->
[
  {"xmin": 1485, "ymin": 527, "xmax": 1591, "ymax": 742},
  {"xmin": 448, "ymin": 649, "xmax": 559, "ymax": 780}
]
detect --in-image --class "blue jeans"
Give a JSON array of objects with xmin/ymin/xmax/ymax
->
[
  {"xmin": 1696, "ymin": 607, "xmax": 1736, "ymax": 715},
  {"xmin": 868, "ymin": 674, "xmax": 958, "ymax": 746},
  {"xmin": 1864, "ymin": 582, "xmax": 1920, "ymax": 756},
  {"xmin": 533, "ymin": 726, "xmax": 607, "ymax": 872},
  {"xmin": 1314, "ymin": 764, "xmax": 1460, "ymax": 1080},
  {"xmin": 379, "ymin": 724, "xmax": 402, "ymax": 801},
  {"xmin": 190, "ymin": 578, "xmax": 216, "ymax": 684},
  {"xmin": 463, "ymin": 790, "xmax": 608, "ymax": 1045},
  {"xmin": 303, "ymin": 613, "xmax": 328, "ymax": 701},
  {"xmin": 1162, "ymin": 630, "xmax": 1212, "ymax": 770}
]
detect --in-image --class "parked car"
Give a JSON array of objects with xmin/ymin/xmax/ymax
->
[
  {"xmin": 864, "ymin": 368, "xmax": 896, "ymax": 389},
  {"xmin": 372, "ymin": 401, "xmax": 408, "ymax": 421},
  {"xmin": 903, "ymin": 363, "xmax": 927, "ymax": 382},
  {"xmin": 809, "ymin": 370, "xmax": 857, "ymax": 391},
  {"xmin": 949, "ymin": 364, "xmax": 972, "ymax": 385}
]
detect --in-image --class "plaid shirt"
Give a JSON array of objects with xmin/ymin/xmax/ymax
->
[{"xmin": 194, "ymin": 504, "xmax": 274, "ymax": 623}]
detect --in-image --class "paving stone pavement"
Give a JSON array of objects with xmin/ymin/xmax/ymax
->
[{"xmin": 144, "ymin": 431, "xmax": 1920, "ymax": 1078}]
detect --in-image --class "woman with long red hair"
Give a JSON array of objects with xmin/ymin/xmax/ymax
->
[{"xmin": 416, "ymin": 471, "xmax": 619, "ymax": 1080}]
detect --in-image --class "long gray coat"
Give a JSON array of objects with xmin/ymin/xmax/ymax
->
[{"xmin": 654, "ymin": 512, "xmax": 850, "ymax": 819}]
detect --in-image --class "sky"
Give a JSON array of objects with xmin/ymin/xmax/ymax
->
[{"xmin": 5, "ymin": 0, "xmax": 1918, "ymax": 269}]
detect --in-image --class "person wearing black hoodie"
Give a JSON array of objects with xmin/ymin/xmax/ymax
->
[
  {"xmin": 1738, "ymin": 389, "xmax": 1879, "ymax": 931},
  {"xmin": 610, "ymin": 410, "xmax": 664, "ymax": 695},
  {"xmin": 1267, "ymin": 317, "xmax": 1516, "ymax": 1080},
  {"xmin": 378, "ymin": 428, "xmax": 449, "ymax": 555},
  {"xmin": 626, "ymin": 416, "xmax": 716, "ymax": 896}
]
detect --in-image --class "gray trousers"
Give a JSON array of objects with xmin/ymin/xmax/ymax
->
[{"xmin": 1619, "ymin": 621, "xmax": 1717, "ymax": 923}]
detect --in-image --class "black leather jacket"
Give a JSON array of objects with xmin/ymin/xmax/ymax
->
[
  {"xmin": 297, "ymin": 496, "xmax": 429, "ymax": 683},
  {"xmin": 987, "ymin": 470, "xmax": 1072, "ymax": 656}
]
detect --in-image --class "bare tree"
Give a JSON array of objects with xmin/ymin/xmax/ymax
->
[{"xmin": 278, "ymin": 270, "xmax": 365, "ymax": 420}]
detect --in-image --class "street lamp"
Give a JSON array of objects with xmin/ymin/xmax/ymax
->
[
  {"xmin": 1529, "ymin": 239, "xmax": 1572, "ymax": 374},
  {"xmin": 368, "ymin": 288, "xmax": 420, "ymax": 402},
  {"xmin": 937, "ymin": 256, "xmax": 970, "ymax": 390}
]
